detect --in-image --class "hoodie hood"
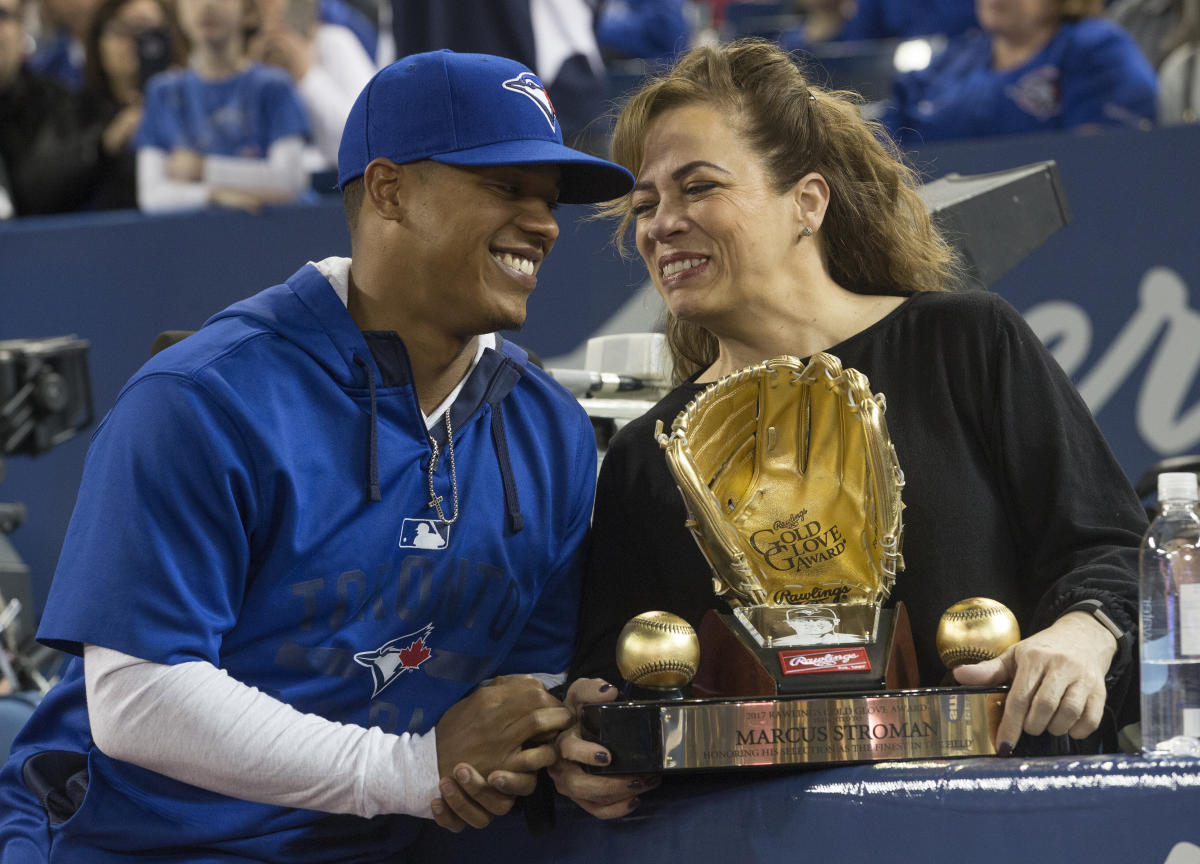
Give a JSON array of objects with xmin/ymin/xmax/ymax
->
[
  {"xmin": 206, "ymin": 261, "xmax": 380, "ymax": 390},
  {"xmin": 201, "ymin": 261, "xmax": 533, "ymax": 522}
]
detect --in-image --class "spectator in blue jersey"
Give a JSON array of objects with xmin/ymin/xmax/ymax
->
[
  {"xmin": 0, "ymin": 49, "xmax": 634, "ymax": 861},
  {"xmin": 838, "ymin": 0, "xmax": 979, "ymax": 40},
  {"xmin": 596, "ymin": 0, "xmax": 692, "ymax": 66},
  {"xmin": 28, "ymin": 0, "xmax": 97, "ymax": 88},
  {"xmin": 135, "ymin": 0, "xmax": 311, "ymax": 212},
  {"xmin": 881, "ymin": 0, "xmax": 1158, "ymax": 145},
  {"xmin": 794, "ymin": 0, "xmax": 979, "ymax": 43}
]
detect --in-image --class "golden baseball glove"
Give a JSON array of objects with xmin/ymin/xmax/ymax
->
[{"xmin": 656, "ymin": 353, "xmax": 904, "ymax": 609}]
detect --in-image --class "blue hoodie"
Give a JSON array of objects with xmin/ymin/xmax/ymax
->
[{"xmin": 0, "ymin": 262, "xmax": 595, "ymax": 861}]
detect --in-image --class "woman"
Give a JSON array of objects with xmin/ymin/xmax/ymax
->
[
  {"xmin": 549, "ymin": 38, "xmax": 1146, "ymax": 819},
  {"xmin": 78, "ymin": 0, "xmax": 186, "ymax": 210},
  {"xmin": 882, "ymin": 0, "xmax": 1157, "ymax": 144}
]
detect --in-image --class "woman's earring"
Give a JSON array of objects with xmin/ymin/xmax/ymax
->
[{"xmin": 801, "ymin": 226, "xmax": 814, "ymax": 237}]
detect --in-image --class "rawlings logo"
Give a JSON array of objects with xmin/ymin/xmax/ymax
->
[
  {"xmin": 779, "ymin": 647, "xmax": 871, "ymax": 675},
  {"xmin": 771, "ymin": 510, "xmax": 808, "ymax": 531},
  {"xmin": 353, "ymin": 623, "xmax": 435, "ymax": 697},
  {"xmin": 772, "ymin": 584, "xmax": 853, "ymax": 605}
]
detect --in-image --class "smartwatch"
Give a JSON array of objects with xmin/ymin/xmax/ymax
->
[{"xmin": 1063, "ymin": 598, "xmax": 1134, "ymax": 679}]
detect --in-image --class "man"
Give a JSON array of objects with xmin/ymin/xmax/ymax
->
[
  {"xmin": 0, "ymin": 49, "xmax": 632, "ymax": 862},
  {"xmin": 0, "ymin": 0, "xmax": 101, "ymax": 216},
  {"xmin": 28, "ymin": 0, "xmax": 97, "ymax": 89}
]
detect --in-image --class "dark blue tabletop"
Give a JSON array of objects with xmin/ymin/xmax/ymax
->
[{"xmin": 407, "ymin": 753, "xmax": 1200, "ymax": 863}]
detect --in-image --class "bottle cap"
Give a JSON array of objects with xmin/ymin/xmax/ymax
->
[{"xmin": 1158, "ymin": 472, "xmax": 1199, "ymax": 503}]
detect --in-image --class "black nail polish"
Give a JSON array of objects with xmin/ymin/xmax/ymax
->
[
  {"xmin": 997, "ymin": 741, "xmax": 1013, "ymax": 757},
  {"xmin": 594, "ymin": 751, "xmax": 610, "ymax": 764},
  {"xmin": 599, "ymin": 683, "xmax": 614, "ymax": 692}
]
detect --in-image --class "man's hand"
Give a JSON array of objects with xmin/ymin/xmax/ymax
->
[
  {"xmin": 953, "ymin": 611, "xmax": 1118, "ymax": 754},
  {"xmin": 430, "ymin": 675, "xmax": 571, "ymax": 832},
  {"xmin": 547, "ymin": 678, "xmax": 659, "ymax": 819},
  {"xmin": 430, "ymin": 761, "xmax": 540, "ymax": 832}
]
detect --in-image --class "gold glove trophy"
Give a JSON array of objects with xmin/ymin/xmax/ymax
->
[{"xmin": 581, "ymin": 355, "xmax": 1012, "ymax": 772}]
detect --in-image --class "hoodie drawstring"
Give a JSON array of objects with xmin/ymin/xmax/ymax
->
[
  {"xmin": 490, "ymin": 402, "xmax": 524, "ymax": 533},
  {"xmin": 354, "ymin": 343, "xmax": 525, "ymax": 528},
  {"xmin": 353, "ymin": 353, "xmax": 381, "ymax": 502}
]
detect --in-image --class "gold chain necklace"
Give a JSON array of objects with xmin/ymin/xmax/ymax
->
[{"xmin": 426, "ymin": 411, "xmax": 459, "ymax": 524}]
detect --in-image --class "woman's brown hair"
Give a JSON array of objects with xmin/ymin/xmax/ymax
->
[{"xmin": 83, "ymin": 0, "xmax": 186, "ymax": 102}]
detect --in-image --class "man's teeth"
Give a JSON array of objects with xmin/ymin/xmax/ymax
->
[
  {"xmin": 494, "ymin": 252, "xmax": 535, "ymax": 275},
  {"xmin": 661, "ymin": 257, "xmax": 707, "ymax": 278}
]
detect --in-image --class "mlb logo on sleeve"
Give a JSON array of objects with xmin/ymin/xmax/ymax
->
[{"xmin": 399, "ymin": 518, "xmax": 449, "ymax": 549}]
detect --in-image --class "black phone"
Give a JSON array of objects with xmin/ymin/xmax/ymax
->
[{"xmin": 135, "ymin": 28, "xmax": 171, "ymax": 89}]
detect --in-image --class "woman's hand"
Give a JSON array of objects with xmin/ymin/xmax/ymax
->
[
  {"xmin": 251, "ymin": 25, "xmax": 312, "ymax": 82},
  {"xmin": 102, "ymin": 104, "xmax": 143, "ymax": 157},
  {"xmin": 953, "ymin": 611, "xmax": 1118, "ymax": 753},
  {"xmin": 546, "ymin": 678, "xmax": 660, "ymax": 819}
]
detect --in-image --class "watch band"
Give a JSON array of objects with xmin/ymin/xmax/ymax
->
[
  {"xmin": 1063, "ymin": 599, "xmax": 1135, "ymax": 687},
  {"xmin": 1063, "ymin": 598, "xmax": 1129, "ymax": 645}
]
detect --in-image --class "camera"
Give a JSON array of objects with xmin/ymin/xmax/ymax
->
[
  {"xmin": 0, "ymin": 336, "xmax": 93, "ymax": 458},
  {"xmin": 1, "ymin": 336, "xmax": 92, "ymax": 675}
]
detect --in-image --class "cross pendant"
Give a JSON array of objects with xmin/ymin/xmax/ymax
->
[{"xmin": 428, "ymin": 493, "xmax": 443, "ymax": 510}]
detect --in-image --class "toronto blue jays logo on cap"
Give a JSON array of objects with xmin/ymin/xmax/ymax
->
[{"xmin": 502, "ymin": 72, "xmax": 557, "ymax": 130}]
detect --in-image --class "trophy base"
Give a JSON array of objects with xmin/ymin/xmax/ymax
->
[
  {"xmin": 580, "ymin": 686, "xmax": 1007, "ymax": 773},
  {"xmin": 692, "ymin": 603, "xmax": 920, "ymax": 697}
]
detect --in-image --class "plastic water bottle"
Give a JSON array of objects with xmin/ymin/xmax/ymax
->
[{"xmin": 1139, "ymin": 471, "xmax": 1200, "ymax": 758}]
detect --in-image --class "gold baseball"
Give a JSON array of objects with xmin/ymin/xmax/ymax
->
[
  {"xmin": 615, "ymin": 611, "xmax": 700, "ymax": 689},
  {"xmin": 936, "ymin": 597, "xmax": 1021, "ymax": 669}
]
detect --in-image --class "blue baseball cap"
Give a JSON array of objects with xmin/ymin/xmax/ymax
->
[{"xmin": 337, "ymin": 50, "xmax": 633, "ymax": 204}]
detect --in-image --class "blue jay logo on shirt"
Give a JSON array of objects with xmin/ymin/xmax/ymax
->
[
  {"xmin": 502, "ymin": 72, "xmax": 558, "ymax": 130},
  {"xmin": 354, "ymin": 623, "xmax": 435, "ymax": 697},
  {"xmin": 1006, "ymin": 65, "xmax": 1062, "ymax": 121},
  {"xmin": 399, "ymin": 518, "xmax": 449, "ymax": 549}
]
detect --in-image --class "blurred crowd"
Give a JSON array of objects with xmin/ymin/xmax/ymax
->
[{"xmin": 1, "ymin": 0, "xmax": 1196, "ymax": 220}]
